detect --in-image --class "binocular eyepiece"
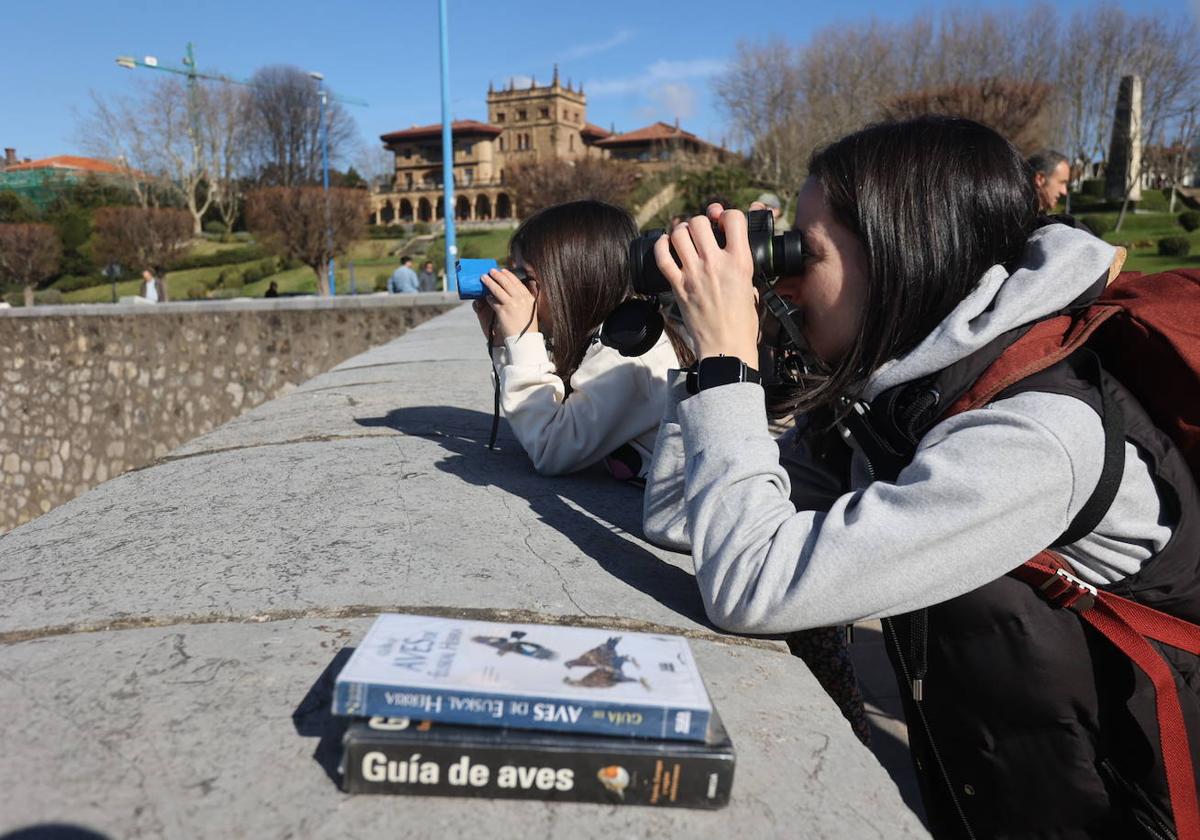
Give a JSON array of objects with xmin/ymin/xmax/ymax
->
[{"xmin": 628, "ymin": 208, "xmax": 805, "ymax": 295}]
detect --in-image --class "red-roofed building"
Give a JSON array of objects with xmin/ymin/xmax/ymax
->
[
  {"xmin": 0, "ymin": 148, "xmax": 152, "ymax": 208},
  {"xmin": 370, "ymin": 69, "xmax": 727, "ymax": 225},
  {"xmin": 2, "ymin": 154, "xmax": 131, "ymax": 175},
  {"xmin": 595, "ymin": 121, "xmax": 735, "ymax": 174}
]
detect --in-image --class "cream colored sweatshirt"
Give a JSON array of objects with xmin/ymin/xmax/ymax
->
[{"xmin": 492, "ymin": 330, "xmax": 680, "ymax": 477}]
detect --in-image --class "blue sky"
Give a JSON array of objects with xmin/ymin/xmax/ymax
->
[{"xmin": 2, "ymin": 0, "xmax": 1194, "ymax": 164}]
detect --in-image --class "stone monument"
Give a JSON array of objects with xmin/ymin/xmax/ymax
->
[{"xmin": 1105, "ymin": 74, "xmax": 1143, "ymax": 202}]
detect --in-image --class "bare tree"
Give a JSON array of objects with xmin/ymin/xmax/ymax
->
[
  {"xmin": 354, "ymin": 143, "xmax": 397, "ymax": 192},
  {"xmin": 713, "ymin": 39, "xmax": 807, "ymax": 212},
  {"xmin": 91, "ymin": 207, "xmax": 193, "ymax": 282},
  {"xmin": 204, "ymin": 82, "xmax": 251, "ymax": 237},
  {"xmin": 81, "ymin": 77, "xmax": 212, "ymax": 233},
  {"xmin": 507, "ymin": 158, "xmax": 641, "ymax": 217},
  {"xmin": 243, "ymin": 66, "xmax": 357, "ymax": 187},
  {"xmin": 1165, "ymin": 106, "xmax": 1200, "ymax": 213},
  {"xmin": 0, "ymin": 224, "xmax": 62, "ymax": 307},
  {"xmin": 245, "ymin": 187, "xmax": 366, "ymax": 295},
  {"xmin": 715, "ymin": 2, "xmax": 1198, "ymax": 216},
  {"xmin": 883, "ymin": 78, "xmax": 1055, "ymax": 154},
  {"xmin": 79, "ymin": 90, "xmax": 161, "ymax": 208}
]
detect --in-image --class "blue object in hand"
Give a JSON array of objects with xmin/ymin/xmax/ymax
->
[{"xmin": 456, "ymin": 259, "xmax": 529, "ymax": 300}]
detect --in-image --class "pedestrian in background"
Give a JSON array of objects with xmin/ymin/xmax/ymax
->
[
  {"xmin": 417, "ymin": 260, "xmax": 439, "ymax": 292},
  {"xmin": 1028, "ymin": 148, "xmax": 1071, "ymax": 212},
  {"xmin": 388, "ymin": 256, "xmax": 420, "ymax": 294},
  {"xmin": 140, "ymin": 268, "xmax": 167, "ymax": 303}
]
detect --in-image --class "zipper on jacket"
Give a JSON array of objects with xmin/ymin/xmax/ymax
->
[
  {"xmin": 836, "ymin": 402, "xmax": 876, "ymax": 481},
  {"xmin": 884, "ymin": 616, "xmax": 976, "ymax": 840}
]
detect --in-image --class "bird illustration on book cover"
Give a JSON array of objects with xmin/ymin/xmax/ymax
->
[
  {"xmin": 471, "ymin": 630, "xmax": 558, "ymax": 660},
  {"xmin": 563, "ymin": 636, "xmax": 651, "ymax": 690}
]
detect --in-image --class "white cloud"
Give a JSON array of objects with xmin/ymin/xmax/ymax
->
[
  {"xmin": 586, "ymin": 58, "xmax": 727, "ymax": 96},
  {"xmin": 651, "ymin": 83, "xmax": 697, "ymax": 120},
  {"xmin": 505, "ymin": 74, "xmax": 535, "ymax": 88},
  {"xmin": 560, "ymin": 29, "xmax": 636, "ymax": 62}
]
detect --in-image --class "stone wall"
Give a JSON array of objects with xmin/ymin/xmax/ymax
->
[{"xmin": 0, "ymin": 294, "xmax": 456, "ymax": 532}]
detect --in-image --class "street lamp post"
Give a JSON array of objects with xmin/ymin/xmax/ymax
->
[
  {"xmin": 309, "ymin": 72, "xmax": 336, "ymax": 296},
  {"xmin": 438, "ymin": 0, "xmax": 458, "ymax": 294}
]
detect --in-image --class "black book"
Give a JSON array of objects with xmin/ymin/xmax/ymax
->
[{"xmin": 340, "ymin": 715, "xmax": 735, "ymax": 809}]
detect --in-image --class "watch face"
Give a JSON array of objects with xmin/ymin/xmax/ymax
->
[{"xmin": 698, "ymin": 356, "xmax": 749, "ymax": 390}]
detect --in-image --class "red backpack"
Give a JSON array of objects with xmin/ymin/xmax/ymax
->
[{"xmin": 945, "ymin": 268, "xmax": 1200, "ymax": 837}]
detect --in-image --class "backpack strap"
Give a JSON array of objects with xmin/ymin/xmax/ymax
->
[
  {"xmin": 1053, "ymin": 350, "xmax": 1126, "ymax": 546},
  {"xmin": 1015, "ymin": 551, "xmax": 1200, "ymax": 838}
]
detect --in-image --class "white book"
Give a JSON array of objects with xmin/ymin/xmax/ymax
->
[{"xmin": 333, "ymin": 614, "xmax": 715, "ymax": 741}]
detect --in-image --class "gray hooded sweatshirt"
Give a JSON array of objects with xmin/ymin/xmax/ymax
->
[{"xmin": 642, "ymin": 224, "xmax": 1173, "ymax": 634}]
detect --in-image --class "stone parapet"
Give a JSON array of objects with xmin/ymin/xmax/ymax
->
[
  {"xmin": 0, "ymin": 293, "xmax": 456, "ymax": 532},
  {"xmin": 0, "ymin": 305, "xmax": 929, "ymax": 838}
]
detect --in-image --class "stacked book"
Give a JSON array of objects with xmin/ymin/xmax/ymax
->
[{"xmin": 332, "ymin": 613, "xmax": 735, "ymax": 808}]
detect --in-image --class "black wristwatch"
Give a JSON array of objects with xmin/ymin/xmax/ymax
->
[{"xmin": 686, "ymin": 355, "xmax": 761, "ymax": 394}]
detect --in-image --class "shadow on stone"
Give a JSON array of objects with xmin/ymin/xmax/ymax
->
[
  {"xmin": 292, "ymin": 646, "xmax": 354, "ymax": 789},
  {"xmin": 0, "ymin": 827, "xmax": 112, "ymax": 840},
  {"xmin": 354, "ymin": 406, "xmax": 711, "ymax": 627}
]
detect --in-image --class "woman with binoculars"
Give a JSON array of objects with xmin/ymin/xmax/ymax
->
[
  {"xmin": 474, "ymin": 199, "xmax": 689, "ymax": 481},
  {"xmin": 646, "ymin": 115, "xmax": 1199, "ymax": 838}
]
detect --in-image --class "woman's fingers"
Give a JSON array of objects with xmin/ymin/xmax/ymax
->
[
  {"xmin": 479, "ymin": 272, "xmax": 510, "ymax": 303},
  {"xmin": 652, "ymin": 233, "xmax": 686, "ymax": 297},
  {"xmin": 669, "ymin": 221, "xmax": 702, "ymax": 280},
  {"xmin": 717, "ymin": 209, "xmax": 750, "ymax": 266},
  {"xmin": 488, "ymin": 268, "xmax": 536, "ymax": 302}
]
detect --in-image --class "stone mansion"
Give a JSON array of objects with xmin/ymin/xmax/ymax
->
[{"xmin": 369, "ymin": 67, "xmax": 733, "ymax": 226}]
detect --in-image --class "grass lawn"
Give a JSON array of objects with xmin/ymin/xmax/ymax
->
[
  {"xmin": 61, "ymin": 260, "xmax": 274, "ymax": 303},
  {"xmin": 188, "ymin": 238, "xmax": 253, "ymax": 257},
  {"xmin": 1089, "ymin": 216, "xmax": 1199, "ymax": 273},
  {"xmin": 424, "ymin": 228, "xmax": 515, "ymax": 263}
]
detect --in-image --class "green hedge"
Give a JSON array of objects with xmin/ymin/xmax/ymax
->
[
  {"xmin": 1157, "ymin": 236, "xmax": 1192, "ymax": 257},
  {"xmin": 171, "ymin": 244, "xmax": 266, "ymax": 271},
  {"xmin": 1080, "ymin": 179, "xmax": 1106, "ymax": 198},
  {"xmin": 1080, "ymin": 215, "xmax": 1113, "ymax": 237},
  {"xmin": 1179, "ymin": 211, "xmax": 1200, "ymax": 233},
  {"xmin": 368, "ymin": 226, "xmax": 406, "ymax": 239},
  {"xmin": 1137, "ymin": 189, "xmax": 1170, "ymax": 212},
  {"xmin": 53, "ymin": 273, "xmax": 108, "ymax": 293}
]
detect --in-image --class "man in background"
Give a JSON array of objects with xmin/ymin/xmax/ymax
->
[
  {"xmin": 1028, "ymin": 149, "xmax": 1070, "ymax": 212},
  {"xmin": 388, "ymin": 256, "xmax": 420, "ymax": 294},
  {"xmin": 755, "ymin": 192, "xmax": 787, "ymax": 228},
  {"xmin": 140, "ymin": 268, "xmax": 167, "ymax": 303},
  {"xmin": 417, "ymin": 260, "xmax": 439, "ymax": 292}
]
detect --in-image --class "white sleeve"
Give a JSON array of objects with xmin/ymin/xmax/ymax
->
[{"xmin": 497, "ymin": 334, "xmax": 665, "ymax": 476}]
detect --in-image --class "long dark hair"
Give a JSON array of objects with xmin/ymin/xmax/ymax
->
[
  {"xmin": 509, "ymin": 199, "xmax": 690, "ymax": 382},
  {"xmin": 791, "ymin": 116, "xmax": 1037, "ymax": 415}
]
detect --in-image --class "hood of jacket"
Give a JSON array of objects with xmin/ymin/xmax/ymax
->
[{"xmin": 861, "ymin": 224, "xmax": 1119, "ymax": 402}]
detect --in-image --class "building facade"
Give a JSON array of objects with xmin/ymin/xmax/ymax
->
[{"xmin": 370, "ymin": 68, "xmax": 732, "ymax": 225}]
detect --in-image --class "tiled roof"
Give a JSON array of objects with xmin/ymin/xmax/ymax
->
[
  {"xmin": 581, "ymin": 123, "xmax": 611, "ymax": 139},
  {"xmin": 3, "ymin": 155, "xmax": 132, "ymax": 174},
  {"xmin": 594, "ymin": 121, "xmax": 719, "ymax": 149},
  {"xmin": 381, "ymin": 120, "xmax": 503, "ymax": 143}
]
